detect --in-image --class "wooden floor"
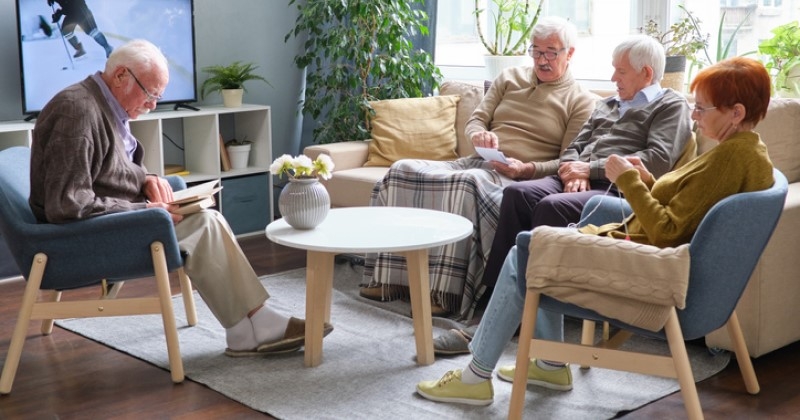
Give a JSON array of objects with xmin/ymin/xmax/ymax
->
[{"xmin": 0, "ymin": 235, "xmax": 799, "ymax": 419}]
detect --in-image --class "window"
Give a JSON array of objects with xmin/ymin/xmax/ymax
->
[{"xmin": 435, "ymin": 0, "xmax": 797, "ymax": 89}]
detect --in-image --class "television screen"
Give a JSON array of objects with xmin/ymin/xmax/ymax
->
[{"xmin": 15, "ymin": 0, "xmax": 196, "ymax": 116}]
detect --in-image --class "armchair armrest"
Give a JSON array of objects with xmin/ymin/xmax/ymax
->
[
  {"xmin": 304, "ymin": 140, "xmax": 371, "ymax": 171},
  {"xmin": 165, "ymin": 175, "xmax": 187, "ymax": 191},
  {"xmin": 19, "ymin": 208, "xmax": 183, "ymax": 290}
]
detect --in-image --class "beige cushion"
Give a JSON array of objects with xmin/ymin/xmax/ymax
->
[
  {"xmin": 439, "ymin": 81, "xmax": 484, "ymax": 157},
  {"xmin": 755, "ymin": 98, "xmax": 800, "ymax": 183},
  {"xmin": 364, "ymin": 96, "xmax": 460, "ymax": 167}
]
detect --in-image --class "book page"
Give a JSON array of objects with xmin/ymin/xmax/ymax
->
[
  {"xmin": 170, "ymin": 179, "xmax": 222, "ymax": 205},
  {"xmin": 173, "ymin": 195, "xmax": 216, "ymax": 215},
  {"xmin": 475, "ymin": 147, "xmax": 508, "ymax": 163}
]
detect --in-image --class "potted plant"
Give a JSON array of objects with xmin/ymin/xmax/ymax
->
[
  {"xmin": 285, "ymin": 0, "xmax": 442, "ymax": 145},
  {"xmin": 640, "ymin": 11, "xmax": 707, "ymax": 92},
  {"xmin": 225, "ymin": 138, "xmax": 252, "ymax": 169},
  {"xmin": 758, "ymin": 21, "xmax": 800, "ymax": 97},
  {"xmin": 474, "ymin": 0, "xmax": 542, "ymax": 79},
  {"xmin": 199, "ymin": 61, "xmax": 272, "ymax": 107}
]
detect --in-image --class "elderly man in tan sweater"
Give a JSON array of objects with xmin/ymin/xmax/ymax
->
[{"xmin": 361, "ymin": 16, "xmax": 599, "ymax": 319}]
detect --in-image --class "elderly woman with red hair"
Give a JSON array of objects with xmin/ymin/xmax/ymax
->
[{"xmin": 414, "ymin": 56, "xmax": 775, "ymax": 406}]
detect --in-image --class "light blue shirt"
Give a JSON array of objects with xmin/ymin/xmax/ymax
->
[
  {"xmin": 618, "ymin": 83, "xmax": 664, "ymax": 117},
  {"xmin": 91, "ymin": 72, "xmax": 138, "ymax": 162}
]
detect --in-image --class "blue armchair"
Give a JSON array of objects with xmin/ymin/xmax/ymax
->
[
  {"xmin": 508, "ymin": 169, "xmax": 788, "ymax": 420},
  {"xmin": 0, "ymin": 146, "xmax": 196, "ymax": 394}
]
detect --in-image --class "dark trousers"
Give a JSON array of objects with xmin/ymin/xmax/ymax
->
[{"xmin": 479, "ymin": 175, "xmax": 617, "ymax": 294}]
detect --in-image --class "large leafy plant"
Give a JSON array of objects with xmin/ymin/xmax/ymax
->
[
  {"xmin": 286, "ymin": 0, "xmax": 442, "ymax": 144},
  {"xmin": 474, "ymin": 0, "xmax": 542, "ymax": 56},
  {"xmin": 199, "ymin": 61, "xmax": 272, "ymax": 100},
  {"xmin": 640, "ymin": 16, "xmax": 707, "ymax": 57},
  {"xmin": 758, "ymin": 21, "xmax": 800, "ymax": 94}
]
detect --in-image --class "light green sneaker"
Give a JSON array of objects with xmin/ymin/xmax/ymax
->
[
  {"xmin": 416, "ymin": 369, "xmax": 494, "ymax": 406},
  {"xmin": 496, "ymin": 359, "xmax": 572, "ymax": 391}
]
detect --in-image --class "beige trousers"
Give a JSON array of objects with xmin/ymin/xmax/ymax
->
[{"xmin": 173, "ymin": 209, "xmax": 269, "ymax": 328}]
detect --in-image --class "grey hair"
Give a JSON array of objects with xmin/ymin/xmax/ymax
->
[
  {"xmin": 531, "ymin": 16, "xmax": 578, "ymax": 50},
  {"xmin": 613, "ymin": 35, "xmax": 665, "ymax": 85},
  {"xmin": 105, "ymin": 39, "xmax": 168, "ymax": 75}
]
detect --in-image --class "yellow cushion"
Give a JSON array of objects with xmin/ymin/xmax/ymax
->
[{"xmin": 364, "ymin": 96, "xmax": 460, "ymax": 167}]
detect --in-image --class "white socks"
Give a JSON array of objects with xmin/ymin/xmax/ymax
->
[
  {"xmin": 250, "ymin": 304, "xmax": 290, "ymax": 344},
  {"xmin": 225, "ymin": 315, "xmax": 257, "ymax": 351},
  {"xmin": 224, "ymin": 304, "xmax": 291, "ymax": 350}
]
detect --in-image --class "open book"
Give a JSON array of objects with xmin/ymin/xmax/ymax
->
[{"xmin": 169, "ymin": 179, "xmax": 223, "ymax": 215}]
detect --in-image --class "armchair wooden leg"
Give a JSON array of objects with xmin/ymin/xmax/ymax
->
[
  {"xmin": 151, "ymin": 242, "xmax": 184, "ymax": 383},
  {"xmin": 508, "ymin": 290, "xmax": 540, "ymax": 420},
  {"xmin": 39, "ymin": 289, "xmax": 61, "ymax": 335},
  {"xmin": 663, "ymin": 308, "xmax": 703, "ymax": 420},
  {"xmin": 178, "ymin": 268, "xmax": 197, "ymax": 327},
  {"xmin": 580, "ymin": 320, "xmax": 596, "ymax": 369},
  {"xmin": 1, "ymin": 253, "xmax": 47, "ymax": 394},
  {"xmin": 726, "ymin": 310, "xmax": 760, "ymax": 394}
]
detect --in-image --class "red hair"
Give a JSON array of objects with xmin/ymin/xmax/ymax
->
[{"xmin": 689, "ymin": 57, "xmax": 771, "ymax": 125}]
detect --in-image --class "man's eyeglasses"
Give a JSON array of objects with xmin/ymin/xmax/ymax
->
[
  {"xmin": 527, "ymin": 46, "xmax": 566, "ymax": 61},
  {"xmin": 689, "ymin": 104, "xmax": 717, "ymax": 115},
  {"xmin": 126, "ymin": 67, "xmax": 162, "ymax": 103}
]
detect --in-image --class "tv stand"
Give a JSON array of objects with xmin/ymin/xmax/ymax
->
[{"xmin": 173, "ymin": 102, "xmax": 200, "ymax": 111}]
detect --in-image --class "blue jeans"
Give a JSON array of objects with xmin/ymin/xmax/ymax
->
[{"xmin": 468, "ymin": 245, "xmax": 563, "ymax": 370}]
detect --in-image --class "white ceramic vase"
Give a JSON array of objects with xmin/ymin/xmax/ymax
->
[
  {"xmin": 483, "ymin": 55, "xmax": 530, "ymax": 81},
  {"xmin": 279, "ymin": 177, "xmax": 331, "ymax": 229},
  {"xmin": 226, "ymin": 144, "xmax": 251, "ymax": 169}
]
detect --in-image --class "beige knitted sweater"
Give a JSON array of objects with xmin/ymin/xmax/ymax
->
[{"xmin": 465, "ymin": 66, "xmax": 598, "ymax": 175}]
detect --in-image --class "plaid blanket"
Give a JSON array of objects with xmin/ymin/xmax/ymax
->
[{"xmin": 362, "ymin": 157, "xmax": 515, "ymax": 319}]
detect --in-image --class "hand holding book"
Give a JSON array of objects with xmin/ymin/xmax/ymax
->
[{"xmin": 169, "ymin": 179, "xmax": 222, "ymax": 215}]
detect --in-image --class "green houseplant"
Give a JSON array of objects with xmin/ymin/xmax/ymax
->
[
  {"xmin": 758, "ymin": 21, "xmax": 800, "ymax": 96},
  {"xmin": 199, "ymin": 61, "xmax": 272, "ymax": 107},
  {"xmin": 285, "ymin": 0, "xmax": 442, "ymax": 145},
  {"xmin": 474, "ymin": 0, "xmax": 542, "ymax": 56},
  {"xmin": 475, "ymin": 0, "xmax": 542, "ymax": 80},
  {"xmin": 640, "ymin": 12, "xmax": 707, "ymax": 92}
]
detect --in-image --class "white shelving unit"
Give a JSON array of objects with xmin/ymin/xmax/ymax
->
[{"xmin": 0, "ymin": 104, "xmax": 273, "ymax": 235}]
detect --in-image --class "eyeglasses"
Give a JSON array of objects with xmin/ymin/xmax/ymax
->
[
  {"xmin": 126, "ymin": 67, "xmax": 162, "ymax": 103},
  {"xmin": 527, "ymin": 46, "xmax": 566, "ymax": 61},
  {"xmin": 689, "ymin": 104, "xmax": 717, "ymax": 115}
]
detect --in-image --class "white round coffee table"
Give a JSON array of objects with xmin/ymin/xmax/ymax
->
[{"xmin": 266, "ymin": 206, "xmax": 473, "ymax": 367}]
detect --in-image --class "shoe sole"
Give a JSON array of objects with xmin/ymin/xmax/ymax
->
[
  {"xmin": 416, "ymin": 387, "xmax": 493, "ymax": 406},
  {"xmin": 257, "ymin": 323, "xmax": 334, "ymax": 354},
  {"xmin": 496, "ymin": 370, "xmax": 573, "ymax": 391}
]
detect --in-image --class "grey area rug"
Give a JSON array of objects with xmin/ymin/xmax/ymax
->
[{"xmin": 57, "ymin": 263, "xmax": 730, "ymax": 419}]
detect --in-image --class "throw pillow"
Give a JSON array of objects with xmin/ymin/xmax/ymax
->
[
  {"xmin": 364, "ymin": 96, "xmax": 460, "ymax": 167},
  {"xmin": 439, "ymin": 81, "xmax": 484, "ymax": 157}
]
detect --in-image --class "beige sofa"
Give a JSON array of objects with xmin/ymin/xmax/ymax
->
[
  {"xmin": 303, "ymin": 81, "xmax": 485, "ymax": 207},
  {"xmin": 304, "ymin": 82, "xmax": 800, "ymax": 357}
]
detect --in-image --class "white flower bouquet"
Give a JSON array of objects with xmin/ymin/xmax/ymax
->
[{"xmin": 270, "ymin": 154, "xmax": 335, "ymax": 180}]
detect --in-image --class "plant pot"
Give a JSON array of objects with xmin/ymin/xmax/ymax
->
[
  {"xmin": 662, "ymin": 55, "xmax": 687, "ymax": 93},
  {"xmin": 221, "ymin": 89, "xmax": 244, "ymax": 108},
  {"xmin": 278, "ymin": 177, "xmax": 330, "ymax": 229},
  {"xmin": 484, "ymin": 55, "xmax": 530, "ymax": 81},
  {"xmin": 226, "ymin": 143, "xmax": 251, "ymax": 169}
]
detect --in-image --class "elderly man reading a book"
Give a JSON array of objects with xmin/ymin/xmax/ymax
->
[{"xmin": 28, "ymin": 39, "xmax": 331, "ymax": 357}]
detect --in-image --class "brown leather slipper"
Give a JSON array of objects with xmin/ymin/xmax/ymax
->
[{"xmin": 256, "ymin": 317, "xmax": 334, "ymax": 354}]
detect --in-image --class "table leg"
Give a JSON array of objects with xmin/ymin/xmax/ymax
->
[
  {"xmin": 404, "ymin": 249, "xmax": 434, "ymax": 365},
  {"xmin": 305, "ymin": 250, "xmax": 335, "ymax": 367}
]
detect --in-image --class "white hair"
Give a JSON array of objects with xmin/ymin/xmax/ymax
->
[
  {"xmin": 531, "ymin": 16, "xmax": 578, "ymax": 50},
  {"xmin": 613, "ymin": 35, "xmax": 666, "ymax": 84}
]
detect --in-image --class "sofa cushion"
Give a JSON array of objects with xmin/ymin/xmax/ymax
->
[
  {"xmin": 364, "ymin": 96, "xmax": 460, "ymax": 167},
  {"xmin": 440, "ymin": 81, "xmax": 484, "ymax": 157},
  {"xmin": 755, "ymin": 98, "xmax": 800, "ymax": 183}
]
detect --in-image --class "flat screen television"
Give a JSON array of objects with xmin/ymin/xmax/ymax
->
[{"xmin": 15, "ymin": 0, "xmax": 197, "ymax": 117}]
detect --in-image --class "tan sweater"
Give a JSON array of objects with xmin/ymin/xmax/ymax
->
[{"xmin": 465, "ymin": 66, "xmax": 598, "ymax": 175}]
